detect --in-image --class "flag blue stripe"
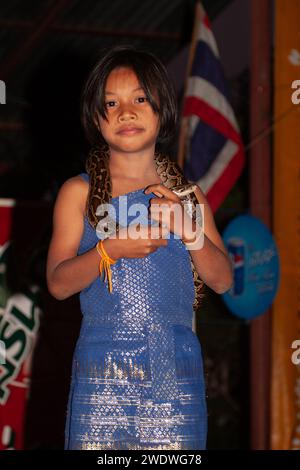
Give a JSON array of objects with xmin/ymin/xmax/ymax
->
[
  {"xmin": 184, "ymin": 121, "xmax": 226, "ymax": 180},
  {"xmin": 191, "ymin": 40, "xmax": 230, "ymax": 100}
]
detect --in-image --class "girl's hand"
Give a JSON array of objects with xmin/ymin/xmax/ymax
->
[
  {"xmin": 103, "ymin": 223, "xmax": 169, "ymax": 260},
  {"xmin": 144, "ymin": 183, "xmax": 196, "ymax": 243}
]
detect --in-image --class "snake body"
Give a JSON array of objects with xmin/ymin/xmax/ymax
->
[{"xmin": 85, "ymin": 145, "xmax": 205, "ymax": 311}]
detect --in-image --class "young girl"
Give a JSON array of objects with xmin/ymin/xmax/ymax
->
[{"xmin": 46, "ymin": 45, "xmax": 233, "ymax": 450}]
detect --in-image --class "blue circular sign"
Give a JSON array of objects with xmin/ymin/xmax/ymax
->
[{"xmin": 221, "ymin": 214, "xmax": 280, "ymax": 319}]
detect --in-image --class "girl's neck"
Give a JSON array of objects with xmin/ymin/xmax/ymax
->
[{"xmin": 108, "ymin": 146, "xmax": 159, "ymax": 180}]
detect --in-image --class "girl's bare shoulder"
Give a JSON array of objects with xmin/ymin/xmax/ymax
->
[
  {"xmin": 54, "ymin": 175, "xmax": 89, "ymax": 216},
  {"xmin": 61, "ymin": 174, "xmax": 89, "ymax": 189}
]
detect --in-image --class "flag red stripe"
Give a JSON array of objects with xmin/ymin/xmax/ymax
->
[
  {"xmin": 203, "ymin": 14, "xmax": 211, "ymax": 29},
  {"xmin": 205, "ymin": 146, "xmax": 245, "ymax": 212},
  {"xmin": 183, "ymin": 96, "xmax": 243, "ymax": 146}
]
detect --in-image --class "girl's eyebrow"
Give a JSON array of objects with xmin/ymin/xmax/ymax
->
[{"xmin": 105, "ymin": 86, "xmax": 144, "ymax": 96}]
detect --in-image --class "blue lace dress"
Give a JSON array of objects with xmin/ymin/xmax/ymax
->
[{"xmin": 64, "ymin": 172, "xmax": 207, "ymax": 450}]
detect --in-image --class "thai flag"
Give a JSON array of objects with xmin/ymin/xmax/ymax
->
[{"xmin": 181, "ymin": 4, "xmax": 245, "ymax": 213}]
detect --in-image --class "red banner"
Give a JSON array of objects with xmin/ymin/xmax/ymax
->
[{"xmin": 0, "ymin": 199, "xmax": 41, "ymax": 450}]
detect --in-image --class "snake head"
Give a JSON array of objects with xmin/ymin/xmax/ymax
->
[{"xmin": 171, "ymin": 184, "xmax": 198, "ymax": 199}]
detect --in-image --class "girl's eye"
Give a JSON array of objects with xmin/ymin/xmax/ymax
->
[
  {"xmin": 136, "ymin": 96, "xmax": 148, "ymax": 103},
  {"xmin": 105, "ymin": 101, "xmax": 116, "ymax": 108},
  {"xmin": 105, "ymin": 97, "xmax": 148, "ymax": 108}
]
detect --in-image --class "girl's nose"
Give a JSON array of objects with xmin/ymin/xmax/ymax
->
[{"xmin": 118, "ymin": 105, "xmax": 137, "ymax": 121}]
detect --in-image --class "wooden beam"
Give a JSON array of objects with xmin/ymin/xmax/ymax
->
[
  {"xmin": 249, "ymin": 0, "xmax": 272, "ymax": 450},
  {"xmin": 0, "ymin": 0, "xmax": 70, "ymax": 80},
  {"xmin": 0, "ymin": 19, "xmax": 180, "ymax": 41}
]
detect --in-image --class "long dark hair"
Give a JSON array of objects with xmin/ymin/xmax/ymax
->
[{"xmin": 81, "ymin": 45, "xmax": 178, "ymax": 151}]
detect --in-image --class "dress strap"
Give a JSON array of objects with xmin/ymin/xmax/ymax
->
[{"xmin": 79, "ymin": 172, "xmax": 89, "ymax": 182}]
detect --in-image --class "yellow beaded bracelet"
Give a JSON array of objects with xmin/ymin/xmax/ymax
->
[{"xmin": 96, "ymin": 239, "xmax": 117, "ymax": 293}]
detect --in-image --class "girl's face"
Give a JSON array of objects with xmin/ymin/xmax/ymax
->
[{"xmin": 96, "ymin": 67, "xmax": 160, "ymax": 154}]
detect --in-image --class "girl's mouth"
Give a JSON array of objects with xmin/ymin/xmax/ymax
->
[{"xmin": 117, "ymin": 126, "xmax": 144, "ymax": 136}]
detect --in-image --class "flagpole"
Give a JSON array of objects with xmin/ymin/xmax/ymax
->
[{"xmin": 177, "ymin": 1, "xmax": 205, "ymax": 169}]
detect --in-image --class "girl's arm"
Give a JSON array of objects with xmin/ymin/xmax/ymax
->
[
  {"xmin": 187, "ymin": 185, "xmax": 233, "ymax": 294},
  {"xmin": 46, "ymin": 176, "xmax": 102, "ymax": 300},
  {"xmin": 46, "ymin": 176, "xmax": 168, "ymax": 300}
]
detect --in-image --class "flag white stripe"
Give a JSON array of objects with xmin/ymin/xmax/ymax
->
[
  {"xmin": 186, "ymin": 76, "xmax": 239, "ymax": 133},
  {"xmin": 196, "ymin": 140, "xmax": 238, "ymax": 193},
  {"xmin": 187, "ymin": 115, "xmax": 200, "ymax": 139},
  {"xmin": 198, "ymin": 21, "xmax": 219, "ymax": 58}
]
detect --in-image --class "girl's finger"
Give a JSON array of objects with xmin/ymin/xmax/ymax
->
[{"xmin": 144, "ymin": 184, "xmax": 180, "ymax": 202}]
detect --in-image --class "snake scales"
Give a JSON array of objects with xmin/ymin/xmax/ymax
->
[{"xmin": 85, "ymin": 145, "xmax": 205, "ymax": 311}]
